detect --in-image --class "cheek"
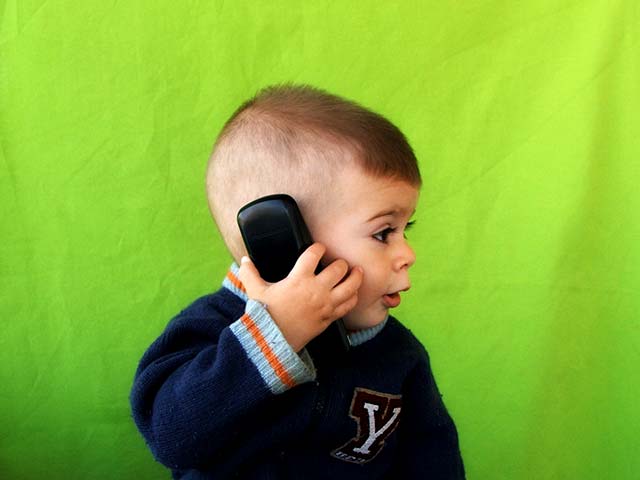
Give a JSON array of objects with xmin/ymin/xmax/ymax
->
[
  {"xmin": 318, "ymin": 236, "xmax": 363, "ymax": 268},
  {"xmin": 358, "ymin": 263, "xmax": 387, "ymax": 299},
  {"xmin": 355, "ymin": 281, "xmax": 377, "ymax": 306},
  {"xmin": 312, "ymin": 227, "xmax": 346, "ymax": 256}
]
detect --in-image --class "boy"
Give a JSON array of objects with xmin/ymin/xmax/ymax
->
[{"xmin": 130, "ymin": 85, "xmax": 465, "ymax": 479}]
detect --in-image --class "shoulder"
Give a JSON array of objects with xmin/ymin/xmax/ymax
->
[
  {"xmin": 383, "ymin": 316, "xmax": 430, "ymax": 357},
  {"xmin": 165, "ymin": 287, "xmax": 246, "ymax": 334},
  {"xmin": 358, "ymin": 316, "xmax": 430, "ymax": 373},
  {"xmin": 177, "ymin": 287, "xmax": 244, "ymax": 319},
  {"xmin": 384, "ymin": 317, "xmax": 438, "ymax": 378}
]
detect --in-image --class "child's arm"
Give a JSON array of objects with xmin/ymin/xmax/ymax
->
[
  {"xmin": 129, "ymin": 297, "xmax": 310, "ymax": 471},
  {"xmin": 130, "ymin": 245, "xmax": 361, "ymax": 472},
  {"xmin": 393, "ymin": 352, "xmax": 466, "ymax": 479}
]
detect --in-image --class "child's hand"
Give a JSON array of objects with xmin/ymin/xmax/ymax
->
[{"xmin": 238, "ymin": 243, "xmax": 363, "ymax": 352}]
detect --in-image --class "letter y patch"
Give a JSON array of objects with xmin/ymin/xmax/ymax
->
[{"xmin": 331, "ymin": 388, "xmax": 402, "ymax": 464}]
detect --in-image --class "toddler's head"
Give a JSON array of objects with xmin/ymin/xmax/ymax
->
[
  {"xmin": 207, "ymin": 85, "xmax": 420, "ymax": 259},
  {"xmin": 206, "ymin": 85, "xmax": 422, "ymax": 328}
]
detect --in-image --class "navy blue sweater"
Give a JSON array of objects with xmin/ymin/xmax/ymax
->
[{"xmin": 130, "ymin": 266, "xmax": 464, "ymax": 479}]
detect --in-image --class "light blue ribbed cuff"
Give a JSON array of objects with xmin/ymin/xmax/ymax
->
[
  {"xmin": 230, "ymin": 299, "xmax": 316, "ymax": 394},
  {"xmin": 222, "ymin": 263, "xmax": 247, "ymax": 301}
]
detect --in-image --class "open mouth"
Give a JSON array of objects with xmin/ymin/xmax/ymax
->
[{"xmin": 382, "ymin": 292, "xmax": 401, "ymax": 308}]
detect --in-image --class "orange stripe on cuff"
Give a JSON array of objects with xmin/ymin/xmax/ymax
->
[
  {"xmin": 241, "ymin": 313, "xmax": 296, "ymax": 389},
  {"xmin": 226, "ymin": 271, "xmax": 246, "ymax": 293}
]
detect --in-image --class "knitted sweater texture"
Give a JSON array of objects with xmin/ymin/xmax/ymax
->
[{"xmin": 130, "ymin": 266, "xmax": 465, "ymax": 479}]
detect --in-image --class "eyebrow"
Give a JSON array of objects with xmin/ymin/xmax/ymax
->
[{"xmin": 366, "ymin": 208, "xmax": 416, "ymax": 223}]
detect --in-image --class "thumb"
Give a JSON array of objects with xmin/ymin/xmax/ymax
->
[{"xmin": 238, "ymin": 256, "xmax": 267, "ymax": 296}]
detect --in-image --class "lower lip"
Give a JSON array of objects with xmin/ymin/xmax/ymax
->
[{"xmin": 383, "ymin": 293, "xmax": 401, "ymax": 308}]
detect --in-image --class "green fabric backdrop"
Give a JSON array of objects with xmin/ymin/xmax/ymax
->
[{"xmin": 1, "ymin": 1, "xmax": 638, "ymax": 478}]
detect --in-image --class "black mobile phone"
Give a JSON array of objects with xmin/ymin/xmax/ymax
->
[{"xmin": 237, "ymin": 194, "xmax": 350, "ymax": 353}]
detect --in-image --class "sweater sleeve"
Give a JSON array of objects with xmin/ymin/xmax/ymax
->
[
  {"xmin": 129, "ymin": 296, "xmax": 316, "ymax": 470},
  {"xmin": 392, "ymin": 350, "xmax": 466, "ymax": 479}
]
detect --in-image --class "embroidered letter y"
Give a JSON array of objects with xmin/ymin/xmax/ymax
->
[{"xmin": 331, "ymin": 388, "xmax": 402, "ymax": 464}]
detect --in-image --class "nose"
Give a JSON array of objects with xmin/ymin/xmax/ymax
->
[{"xmin": 393, "ymin": 238, "xmax": 416, "ymax": 272}]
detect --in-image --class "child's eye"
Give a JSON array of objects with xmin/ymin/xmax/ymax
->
[
  {"xmin": 373, "ymin": 227, "xmax": 396, "ymax": 243},
  {"xmin": 372, "ymin": 221, "xmax": 416, "ymax": 243}
]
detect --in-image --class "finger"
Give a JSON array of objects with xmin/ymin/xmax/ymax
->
[
  {"xmin": 317, "ymin": 258, "xmax": 350, "ymax": 287},
  {"xmin": 330, "ymin": 266, "xmax": 363, "ymax": 304},
  {"xmin": 332, "ymin": 294, "xmax": 359, "ymax": 320},
  {"xmin": 289, "ymin": 243, "xmax": 326, "ymax": 277},
  {"xmin": 238, "ymin": 256, "xmax": 268, "ymax": 294}
]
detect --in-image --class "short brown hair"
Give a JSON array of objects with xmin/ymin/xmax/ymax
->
[{"xmin": 206, "ymin": 84, "xmax": 421, "ymax": 260}]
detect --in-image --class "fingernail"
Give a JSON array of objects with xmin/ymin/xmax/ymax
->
[{"xmin": 241, "ymin": 256, "xmax": 250, "ymax": 264}]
